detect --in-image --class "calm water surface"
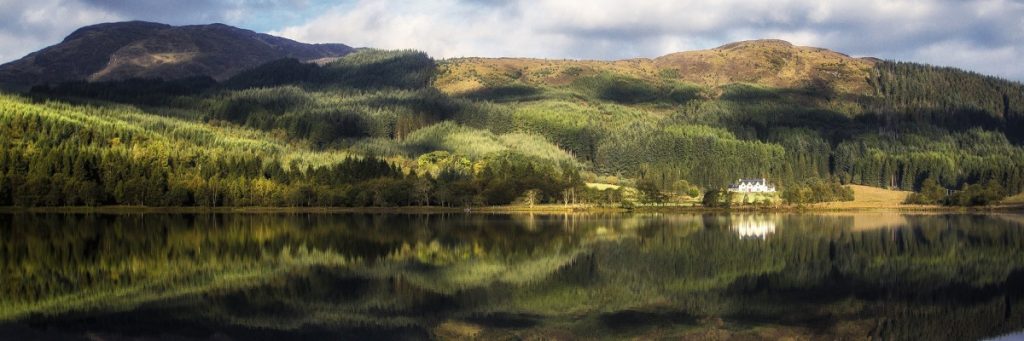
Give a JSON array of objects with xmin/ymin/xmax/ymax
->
[{"xmin": 1, "ymin": 212, "xmax": 1023, "ymax": 340}]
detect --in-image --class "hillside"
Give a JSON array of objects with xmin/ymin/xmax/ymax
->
[
  {"xmin": 436, "ymin": 39, "xmax": 875, "ymax": 95},
  {"xmin": 0, "ymin": 21, "xmax": 354, "ymax": 90},
  {"xmin": 0, "ymin": 80, "xmax": 584, "ymax": 207},
  {"xmin": 0, "ymin": 92, "xmax": 354, "ymax": 206},
  {"xmin": 2, "ymin": 22, "xmax": 1024, "ymax": 208},
  {"xmin": 655, "ymin": 39, "xmax": 876, "ymax": 94}
]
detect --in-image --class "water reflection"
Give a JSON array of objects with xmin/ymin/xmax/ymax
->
[
  {"xmin": 0, "ymin": 212, "xmax": 1022, "ymax": 340},
  {"xmin": 730, "ymin": 214, "xmax": 777, "ymax": 239}
]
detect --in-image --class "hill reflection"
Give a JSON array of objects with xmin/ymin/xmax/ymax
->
[{"xmin": 0, "ymin": 212, "xmax": 1022, "ymax": 340}]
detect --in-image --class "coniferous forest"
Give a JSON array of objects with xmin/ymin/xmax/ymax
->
[{"xmin": 3, "ymin": 47, "xmax": 1024, "ymax": 207}]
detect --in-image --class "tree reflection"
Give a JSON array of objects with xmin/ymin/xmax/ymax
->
[{"xmin": 0, "ymin": 212, "xmax": 1022, "ymax": 340}]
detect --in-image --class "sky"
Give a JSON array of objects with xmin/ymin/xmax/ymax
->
[{"xmin": 2, "ymin": 0, "xmax": 1023, "ymax": 81}]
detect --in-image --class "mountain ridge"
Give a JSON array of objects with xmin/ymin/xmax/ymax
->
[
  {"xmin": 435, "ymin": 39, "xmax": 879, "ymax": 95},
  {"xmin": 0, "ymin": 21, "xmax": 354, "ymax": 90},
  {"xmin": 5, "ymin": 20, "xmax": 1017, "ymax": 97}
]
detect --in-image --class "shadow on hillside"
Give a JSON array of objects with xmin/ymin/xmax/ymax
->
[
  {"xmin": 719, "ymin": 83, "xmax": 785, "ymax": 101},
  {"xmin": 599, "ymin": 310, "xmax": 697, "ymax": 331},
  {"xmin": 464, "ymin": 312, "xmax": 541, "ymax": 328},
  {"xmin": 462, "ymin": 84, "xmax": 545, "ymax": 103},
  {"xmin": 579, "ymin": 74, "xmax": 701, "ymax": 105}
]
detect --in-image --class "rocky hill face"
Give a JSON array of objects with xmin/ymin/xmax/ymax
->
[
  {"xmin": 0, "ymin": 21, "xmax": 353, "ymax": 90},
  {"xmin": 435, "ymin": 39, "xmax": 876, "ymax": 95}
]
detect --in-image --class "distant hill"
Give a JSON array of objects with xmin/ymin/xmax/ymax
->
[
  {"xmin": 655, "ymin": 39, "xmax": 875, "ymax": 94},
  {"xmin": 436, "ymin": 39, "xmax": 876, "ymax": 95},
  {"xmin": 435, "ymin": 38, "xmax": 1023, "ymax": 137},
  {"xmin": 0, "ymin": 21, "xmax": 354, "ymax": 90}
]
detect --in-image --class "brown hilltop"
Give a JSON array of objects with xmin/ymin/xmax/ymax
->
[
  {"xmin": 654, "ymin": 39, "xmax": 876, "ymax": 93},
  {"xmin": 436, "ymin": 39, "xmax": 877, "ymax": 95},
  {"xmin": 436, "ymin": 57, "xmax": 660, "ymax": 93},
  {"xmin": 0, "ymin": 21, "xmax": 354, "ymax": 90},
  {"xmin": 1, "ymin": 28, "xmax": 878, "ymax": 96}
]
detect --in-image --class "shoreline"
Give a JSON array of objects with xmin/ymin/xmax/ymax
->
[{"xmin": 1, "ymin": 203, "xmax": 1021, "ymax": 214}]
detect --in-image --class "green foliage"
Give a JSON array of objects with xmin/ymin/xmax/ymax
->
[
  {"xmin": 636, "ymin": 179, "xmax": 666, "ymax": 205},
  {"xmin": 906, "ymin": 177, "xmax": 1006, "ymax": 207},
  {"xmin": 580, "ymin": 186, "xmax": 623, "ymax": 207},
  {"xmin": 0, "ymin": 93, "xmax": 579, "ymax": 207},
  {"xmin": 474, "ymin": 151, "xmax": 583, "ymax": 205},
  {"xmin": 782, "ymin": 179, "xmax": 854, "ymax": 205},
  {"xmin": 768, "ymin": 128, "xmax": 831, "ymax": 181},
  {"xmin": 720, "ymin": 83, "xmax": 782, "ymax": 101},
  {"xmin": 323, "ymin": 49, "xmax": 436, "ymax": 90},
  {"xmin": 31, "ymin": 76, "xmax": 216, "ymax": 105},
  {"xmin": 224, "ymin": 49, "xmax": 436, "ymax": 90},
  {"xmin": 673, "ymin": 180, "xmax": 701, "ymax": 197},
  {"xmin": 462, "ymin": 84, "xmax": 546, "ymax": 102},
  {"xmin": 201, "ymin": 86, "xmax": 465, "ymax": 145},
  {"xmin": 867, "ymin": 61, "xmax": 1024, "ymax": 135},
  {"xmin": 359, "ymin": 121, "xmax": 577, "ymax": 165},
  {"xmin": 570, "ymin": 73, "xmax": 701, "ymax": 105},
  {"xmin": 599, "ymin": 123, "xmax": 785, "ymax": 187},
  {"xmin": 223, "ymin": 58, "xmax": 320, "ymax": 89},
  {"xmin": 507, "ymin": 100, "xmax": 616, "ymax": 161},
  {"xmin": 833, "ymin": 128, "xmax": 1024, "ymax": 194},
  {"xmin": 702, "ymin": 189, "xmax": 732, "ymax": 208},
  {"xmin": 904, "ymin": 177, "xmax": 947, "ymax": 204},
  {"xmin": 944, "ymin": 181, "xmax": 1007, "ymax": 206}
]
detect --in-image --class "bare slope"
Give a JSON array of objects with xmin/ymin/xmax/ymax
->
[
  {"xmin": 436, "ymin": 39, "xmax": 876, "ymax": 95},
  {"xmin": 812, "ymin": 185, "xmax": 914, "ymax": 209},
  {"xmin": 655, "ymin": 39, "xmax": 876, "ymax": 93}
]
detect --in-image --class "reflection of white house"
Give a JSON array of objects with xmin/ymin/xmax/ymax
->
[
  {"xmin": 731, "ymin": 215, "xmax": 776, "ymax": 239},
  {"xmin": 727, "ymin": 178, "xmax": 776, "ymax": 193}
]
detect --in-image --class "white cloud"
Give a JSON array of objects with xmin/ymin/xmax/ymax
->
[
  {"xmin": 911, "ymin": 40, "xmax": 1022, "ymax": 80},
  {"xmin": 274, "ymin": 0, "xmax": 540, "ymax": 58},
  {"xmin": 0, "ymin": 0, "xmax": 121, "ymax": 61},
  {"xmin": 0, "ymin": 0, "xmax": 321, "ymax": 62}
]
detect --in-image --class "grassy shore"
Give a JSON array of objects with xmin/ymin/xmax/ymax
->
[
  {"xmin": 1, "ymin": 185, "xmax": 1022, "ymax": 214},
  {"xmin": 1, "ymin": 203, "xmax": 1021, "ymax": 215}
]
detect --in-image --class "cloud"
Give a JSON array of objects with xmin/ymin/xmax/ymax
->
[
  {"xmin": 0, "ymin": 0, "xmax": 329, "ymax": 62},
  {"xmin": 78, "ymin": 0, "xmax": 322, "ymax": 27},
  {"xmin": 274, "ymin": 0, "xmax": 1024, "ymax": 80},
  {"xmin": 909, "ymin": 40, "xmax": 1022, "ymax": 80},
  {"xmin": 0, "ymin": 0, "xmax": 120, "ymax": 61}
]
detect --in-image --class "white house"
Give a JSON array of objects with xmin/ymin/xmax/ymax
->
[{"xmin": 727, "ymin": 178, "xmax": 776, "ymax": 193}]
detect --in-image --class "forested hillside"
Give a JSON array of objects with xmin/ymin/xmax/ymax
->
[
  {"xmin": 6, "ymin": 39, "xmax": 1024, "ymax": 207},
  {"xmin": 0, "ymin": 92, "xmax": 583, "ymax": 207}
]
